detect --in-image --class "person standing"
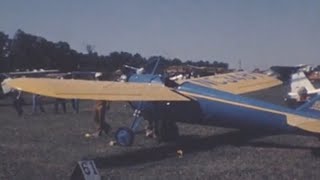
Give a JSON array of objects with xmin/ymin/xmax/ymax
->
[
  {"xmin": 32, "ymin": 94, "xmax": 45, "ymax": 114},
  {"xmin": 91, "ymin": 72, "xmax": 113, "ymax": 137},
  {"xmin": 12, "ymin": 90, "xmax": 23, "ymax": 116},
  {"xmin": 92, "ymin": 100, "xmax": 111, "ymax": 137},
  {"xmin": 70, "ymin": 73, "xmax": 80, "ymax": 114},
  {"xmin": 71, "ymin": 99, "xmax": 79, "ymax": 113},
  {"xmin": 54, "ymin": 98, "xmax": 66, "ymax": 113},
  {"xmin": 54, "ymin": 76, "xmax": 67, "ymax": 114}
]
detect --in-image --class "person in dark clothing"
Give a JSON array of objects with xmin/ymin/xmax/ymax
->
[
  {"xmin": 53, "ymin": 76, "xmax": 67, "ymax": 114},
  {"xmin": 70, "ymin": 74, "xmax": 80, "ymax": 114},
  {"xmin": 54, "ymin": 98, "xmax": 66, "ymax": 113},
  {"xmin": 71, "ymin": 99, "xmax": 79, "ymax": 113},
  {"xmin": 92, "ymin": 100, "xmax": 111, "ymax": 137},
  {"xmin": 32, "ymin": 94, "xmax": 45, "ymax": 114},
  {"xmin": 11, "ymin": 90, "xmax": 23, "ymax": 116},
  {"xmin": 90, "ymin": 71, "xmax": 116, "ymax": 137}
]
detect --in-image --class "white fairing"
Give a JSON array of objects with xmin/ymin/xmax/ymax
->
[
  {"xmin": 169, "ymin": 74, "xmax": 184, "ymax": 81},
  {"xmin": 1, "ymin": 78, "xmax": 13, "ymax": 94},
  {"xmin": 291, "ymin": 72, "xmax": 315, "ymax": 92},
  {"xmin": 136, "ymin": 68, "xmax": 144, "ymax": 74},
  {"xmin": 288, "ymin": 71, "xmax": 320, "ymax": 100}
]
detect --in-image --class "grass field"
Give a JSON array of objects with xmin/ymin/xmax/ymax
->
[{"xmin": 0, "ymin": 87, "xmax": 320, "ymax": 179}]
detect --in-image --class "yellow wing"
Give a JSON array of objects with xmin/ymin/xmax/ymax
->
[
  {"xmin": 178, "ymin": 71, "xmax": 282, "ymax": 94},
  {"xmin": 5, "ymin": 78, "xmax": 189, "ymax": 101}
]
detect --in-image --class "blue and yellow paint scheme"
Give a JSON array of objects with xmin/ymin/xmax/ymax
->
[
  {"xmin": 128, "ymin": 72, "xmax": 320, "ymax": 136},
  {"xmin": 4, "ymin": 71, "xmax": 320, "ymax": 141}
]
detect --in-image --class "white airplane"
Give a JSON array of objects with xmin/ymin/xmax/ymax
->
[
  {"xmin": 286, "ymin": 71, "xmax": 320, "ymax": 104},
  {"xmin": 270, "ymin": 64, "xmax": 313, "ymax": 81}
]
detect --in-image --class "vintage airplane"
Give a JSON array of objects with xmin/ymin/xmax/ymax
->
[
  {"xmin": 4, "ymin": 69, "xmax": 320, "ymax": 146},
  {"xmin": 270, "ymin": 64, "xmax": 312, "ymax": 82},
  {"xmin": 285, "ymin": 71, "xmax": 320, "ymax": 107}
]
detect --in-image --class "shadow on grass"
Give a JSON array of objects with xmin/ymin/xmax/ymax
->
[{"xmin": 93, "ymin": 130, "xmax": 320, "ymax": 169}]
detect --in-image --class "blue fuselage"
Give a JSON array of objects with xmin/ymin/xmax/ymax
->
[{"xmin": 128, "ymin": 74, "xmax": 316, "ymax": 134}]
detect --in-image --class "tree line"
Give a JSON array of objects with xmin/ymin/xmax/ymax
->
[{"xmin": 0, "ymin": 29, "xmax": 229, "ymax": 73}]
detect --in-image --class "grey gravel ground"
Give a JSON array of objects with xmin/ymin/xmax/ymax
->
[{"xmin": 0, "ymin": 85, "xmax": 320, "ymax": 180}]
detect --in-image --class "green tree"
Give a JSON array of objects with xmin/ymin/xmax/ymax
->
[{"xmin": 0, "ymin": 31, "xmax": 10, "ymax": 72}]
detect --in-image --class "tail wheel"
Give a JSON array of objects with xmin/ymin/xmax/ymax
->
[{"xmin": 154, "ymin": 118, "xmax": 179, "ymax": 143}]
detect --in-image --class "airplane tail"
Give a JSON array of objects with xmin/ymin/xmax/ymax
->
[{"xmin": 289, "ymin": 71, "xmax": 315, "ymax": 97}]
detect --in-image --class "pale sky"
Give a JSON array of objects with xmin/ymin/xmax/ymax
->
[{"xmin": 1, "ymin": 0, "xmax": 319, "ymax": 70}]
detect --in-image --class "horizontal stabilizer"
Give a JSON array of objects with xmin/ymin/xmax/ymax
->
[
  {"xmin": 293, "ymin": 120, "xmax": 320, "ymax": 133},
  {"xmin": 287, "ymin": 114, "xmax": 320, "ymax": 134}
]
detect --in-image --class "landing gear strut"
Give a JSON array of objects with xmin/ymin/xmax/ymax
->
[
  {"xmin": 115, "ymin": 102, "xmax": 180, "ymax": 146},
  {"xmin": 115, "ymin": 108, "xmax": 143, "ymax": 146}
]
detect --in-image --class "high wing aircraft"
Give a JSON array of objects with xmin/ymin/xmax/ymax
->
[
  {"xmin": 4, "ymin": 71, "xmax": 320, "ymax": 146},
  {"xmin": 285, "ymin": 71, "xmax": 320, "ymax": 106}
]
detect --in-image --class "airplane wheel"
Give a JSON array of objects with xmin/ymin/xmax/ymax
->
[
  {"xmin": 115, "ymin": 127, "xmax": 134, "ymax": 146},
  {"xmin": 155, "ymin": 118, "xmax": 179, "ymax": 143}
]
